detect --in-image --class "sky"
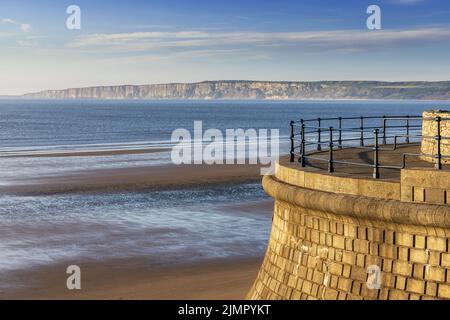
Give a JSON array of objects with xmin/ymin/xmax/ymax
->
[{"xmin": 0, "ymin": 0, "xmax": 450, "ymax": 95}]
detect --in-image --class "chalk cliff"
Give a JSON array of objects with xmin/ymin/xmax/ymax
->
[{"xmin": 23, "ymin": 81, "xmax": 450, "ymax": 100}]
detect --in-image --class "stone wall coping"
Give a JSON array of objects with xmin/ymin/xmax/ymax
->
[{"xmin": 263, "ymin": 175, "xmax": 450, "ymax": 229}]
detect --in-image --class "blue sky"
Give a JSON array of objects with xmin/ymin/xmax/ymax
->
[{"xmin": 1, "ymin": 0, "xmax": 450, "ymax": 95}]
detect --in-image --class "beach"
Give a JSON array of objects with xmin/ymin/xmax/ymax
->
[
  {"xmin": 0, "ymin": 156, "xmax": 273, "ymax": 300},
  {"xmin": 2, "ymin": 257, "xmax": 263, "ymax": 300},
  {"xmin": 0, "ymin": 161, "xmax": 265, "ymax": 196}
]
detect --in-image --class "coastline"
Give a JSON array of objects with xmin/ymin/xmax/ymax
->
[
  {"xmin": 5, "ymin": 97, "xmax": 450, "ymax": 102},
  {"xmin": 13, "ymin": 80, "xmax": 450, "ymax": 101}
]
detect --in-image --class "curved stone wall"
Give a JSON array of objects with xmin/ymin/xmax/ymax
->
[
  {"xmin": 247, "ymin": 170, "xmax": 450, "ymax": 300},
  {"xmin": 421, "ymin": 110, "xmax": 450, "ymax": 164}
]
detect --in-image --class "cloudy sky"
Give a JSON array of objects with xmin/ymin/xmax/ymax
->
[{"xmin": 0, "ymin": 0, "xmax": 449, "ymax": 95}]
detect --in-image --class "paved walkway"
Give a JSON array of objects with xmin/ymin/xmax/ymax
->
[{"xmin": 284, "ymin": 143, "xmax": 450, "ymax": 181}]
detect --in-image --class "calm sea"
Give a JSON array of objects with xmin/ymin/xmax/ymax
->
[
  {"xmin": 1, "ymin": 99, "xmax": 448, "ymax": 148},
  {"xmin": 0, "ymin": 99, "xmax": 448, "ymax": 285}
]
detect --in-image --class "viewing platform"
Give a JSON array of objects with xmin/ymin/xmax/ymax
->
[
  {"xmin": 248, "ymin": 111, "xmax": 450, "ymax": 300},
  {"xmin": 279, "ymin": 144, "xmax": 450, "ymax": 203}
]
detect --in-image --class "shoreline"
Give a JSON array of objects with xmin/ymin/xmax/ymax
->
[{"xmin": 0, "ymin": 147, "xmax": 171, "ymax": 158}]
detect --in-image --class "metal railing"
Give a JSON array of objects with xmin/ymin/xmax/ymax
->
[{"xmin": 289, "ymin": 115, "xmax": 450, "ymax": 179}]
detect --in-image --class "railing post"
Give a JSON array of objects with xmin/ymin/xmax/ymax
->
[
  {"xmin": 373, "ymin": 129, "xmax": 380, "ymax": 179},
  {"xmin": 328, "ymin": 127, "xmax": 334, "ymax": 173},
  {"xmin": 406, "ymin": 115, "xmax": 410, "ymax": 144},
  {"xmin": 360, "ymin": 116, "xmax": 364, "ymax": 147},
  {"xmin": 300, "ymin": 123, "xmax": 306, "ymax": 167},
  {"xmin": 436, "ymin": 116, "xmax": 442, "ymax": 170},
  {"xmin": 290, "ymin": 121, "xmax": 295, "ymax": 162},
  {"xmin": 382, "ymin": 115, "xmax": 387, "ymax": 145},
  {"xmin": 317, "ymin": 118, "xmax": 322, "ymax": 151},
  {"xmin": 338, "ymin": 117, "xmax": 343, "ymax": 149}
]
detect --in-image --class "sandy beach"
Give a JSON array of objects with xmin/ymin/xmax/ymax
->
[
  {"xmin": 0, "ymin": 157, "xmax": 272, "ymax": 300},
  {"xmin": 1, "ymin": 162, "xmax": 264, "ymax": 195},
  {"xmin": 2, "ymin": 257, "xmax": 262, "ymax": 300}
]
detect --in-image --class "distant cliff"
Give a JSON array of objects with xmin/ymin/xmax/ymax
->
[{"xmin": 23, "ymin": 81, "xmax": 450, "ymax": 100}]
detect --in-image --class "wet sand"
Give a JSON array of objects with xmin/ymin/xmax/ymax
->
[
  {"xmin": 2, "ymin": 258, "xmax": 262, "ymax": 300},
  {"xmin": 0, "ymin": 199, "xmax": 273, "ymax": 300},
  {"xmin": 1, "ymin": 163, "xmax": 264, "ymax": 195},
  {"xmin": 0, "ymin": 161, "xmax": 271, "ymax": 300}
]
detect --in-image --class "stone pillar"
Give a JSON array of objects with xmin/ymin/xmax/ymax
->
[{"xmin": 421, "ymin": 110, "xmax": 450, "ymax": 164}]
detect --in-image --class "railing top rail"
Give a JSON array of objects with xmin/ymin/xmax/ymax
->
[
  {"xmin": 292, "ymin": 115, "xmax": 422, "ymax": 124},
  {"xmin": 297, "ymin": 125, "xmax": 422, "ymax": 132}
]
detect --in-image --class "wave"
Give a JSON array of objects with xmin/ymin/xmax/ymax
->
[{"xmin": 0, "ymin": 136, "xmax": 291, "ymax": 158}]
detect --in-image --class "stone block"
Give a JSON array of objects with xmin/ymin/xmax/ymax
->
[
  {"xmin": 344, "ymin": 224, "xmax": 356, "ymax": 238},
  {"xmin": 409, "ymin": 249, "xmax": 429, "ymax": 264},
  {"xmin": 342, "ymin": 251, "xmax": 355, "ymax": 265},
  {"xmin": 353, "ymin": 239, "xmax": 370, "ymax": 254},
  {"xmin": 412, "ymin": 264, "xmax": 425, "ymax": 280},
  {"xmin": 395, "ymin": 276, "xmax": 407, "ymax": 290},
  {"xmin": 379, "ymin": 244, "xmax": 397, "ymax": 259},
  {"xmin": 414, "ymin": 187, "xmax": 425, "ymax": 202},
  {"xmin": 323, "ymin": 288, "xmax": 339, "ymax": 300},
  {"xmin": 426, "ymin": 282, "xmax": 438, "ymax": 297},
  {"xmin": 406, "ymin": 278, "xmax": 425, "ymax": 294},
  {"xmin": 356, "ymin": 254, "xmax": 366, "ymax": 268},
  {"xmin": 338, "ymin": 278, "xmax": 352, "ymax": 292},
  {"xmin": 342, "ymin": 265, "xmax": 352, "ymax": 278},
  {"xmin": 438, "ymin": 284, "xmax": 450, "ymax": 299},
  {"xmin": 427, "ymin": 237, "xmax": 447, "ymax": 252},
  {"xmin": 382, "ymin": 259, "xmax": 393, "ymax": 273},
  {"xmin": 396, "ymin": 233, "xmax": 414, "ymax": 247},
  {"xmin": 414, "ymin": 235, "xmax": 426, "ymax": 249},
  {"xmin": 429, "ymin": 251, "xmax": 441, "ymax": 266},
  {"xmin": 333, "ymin": 235, "xmax": 346, "ymax": 250},
  {"xmin": 425, "ymin": 188, "xmax": 445, "ymax": 204},
  {"xmin": 384, "ymin": 231, "xmax": 396, "ymax": 244},
  {"xmin": 397, "ymin": 247, "xmax": 410, "ymax": 261},
  {"xmin": 427, "ymin": 266, "xmax": 446, "ymax": 282},
  {"xmin": 350, "ymin": 266, "xmax": 367, "ymax": 282},
  {"xmin": 329, "ymin": 262, "xmax": 343, "ymax": 276},
  {"xmin": 441, "ymin": 253, "xmax": 450, "ymax": 267}
]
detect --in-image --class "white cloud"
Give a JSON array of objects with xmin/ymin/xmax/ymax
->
[
  {"xmin": 0, "ymin": 18, "xmax": 16, "ymax": 24},
  {"xmin": 16, "ymin": 39, "xmax": 38, "ymax": 47},
  {"xmin": 68, "ymin": 27, "xmax": 450, "ymax": 54},
  {"xmin": 20, "ymin": 24, "xmax": 32, "ymax": 33},
  {"xmin": 0, "ymin": 17, "xmax": 32, "ymax": 33}
]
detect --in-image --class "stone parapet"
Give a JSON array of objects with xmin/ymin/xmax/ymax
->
[{"xmin": 247, "ymin": 164, "xmax": 450, "ymax": 300}]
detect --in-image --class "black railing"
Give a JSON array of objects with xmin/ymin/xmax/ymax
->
[{"xmin": 290, "ymin": 115, "xmax": 450, "ymax": 179}]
